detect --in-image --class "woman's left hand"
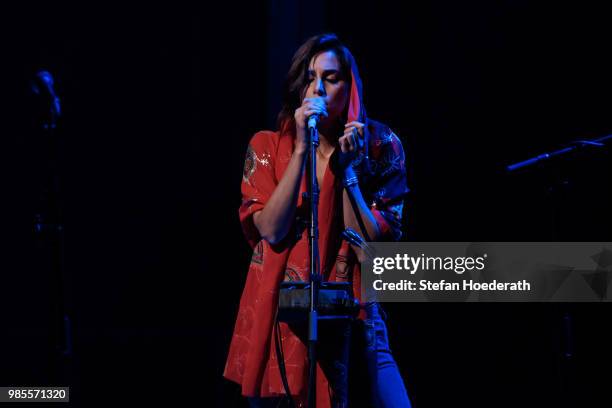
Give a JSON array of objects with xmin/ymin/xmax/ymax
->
[{"xmin": 338, "ymin": 121, "xmax": 365, "ymax": 171}]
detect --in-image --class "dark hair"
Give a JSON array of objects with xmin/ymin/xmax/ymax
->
[{"xmin": 277, "ymin": 33, "xmax": 353, "ymax": 132}]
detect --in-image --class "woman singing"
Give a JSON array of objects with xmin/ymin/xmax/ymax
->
[{"xmin": 224, "ymin": 33, "xmax": 411, "ymax": 408}]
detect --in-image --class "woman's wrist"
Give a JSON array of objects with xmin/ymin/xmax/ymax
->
[
  {"xmin": 343, "ymin": 165, "xmax": 356, "ymax": 178},
  {"xmin": 293, "ymin": 143, "xmax": 309, "ymax": 157},
  {"xmin": 343, "ymin": 166, "xmax": 359, "ymax": 188}
]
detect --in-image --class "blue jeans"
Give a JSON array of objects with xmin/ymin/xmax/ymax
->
[
  {"xmin": 362, "ymin": 302, "xmax": 411, "ymax": 408},
  {"xmin": 249, "ymin": 303, "xmax": 410, "ymax": 407}
]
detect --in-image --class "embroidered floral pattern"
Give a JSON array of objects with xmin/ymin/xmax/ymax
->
[
  {"xmin": 243, "ymin": 144, "xmax": 271, "ymax": 187},
  {"xmin": 251, "ymin": 241, "xmax": 263, "ymax": 265},
  {"xmin": 284, "ymin": 266, "xmax": 302, "ymax": 281}
]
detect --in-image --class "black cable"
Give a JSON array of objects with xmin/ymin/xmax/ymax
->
[{"xmin": 274, "ymin": 311, "xmax": 296, "ymax": 408}]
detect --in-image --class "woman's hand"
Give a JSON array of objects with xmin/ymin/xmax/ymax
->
[
  {"xmin": 294, "ymin": 97, "xmax": 328, "ymax": 153},
  {"xmin": 338, "ymin": 121, "xmax": 365, "ymax": 171}
]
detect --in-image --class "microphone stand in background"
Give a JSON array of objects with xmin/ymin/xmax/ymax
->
[
  {"xmin": 28, "ymin": 70, "xmax": 73, "ymax": 385},
  {"xmin": 506, "ymin": 134, "xmax": 612, "ymax": 172},
  {"xmin": 506, "ymin": 133, "xmax": 612, "ymax": 407}
]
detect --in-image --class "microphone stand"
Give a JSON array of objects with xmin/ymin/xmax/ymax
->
[
  {"xmin": 505, "ymin": 133, "xmax": 612, "ymax": 407},
  {"xmin": 506, "ymin": 134, "xmax": 612, "ymax": 172},
  {"xmin": 304, "ymin": 119, "xmax": 367, "ymax": 406},
  {"xmin": 28, "ymin": 71, "xmax": 72, "ymax": 384},
  {"xmin": 307, "ymin": 120, "xmax": 321, "ymax": 408}
]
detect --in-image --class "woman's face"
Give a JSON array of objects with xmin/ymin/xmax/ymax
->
[{"xmin": 303, "ymin": 50, "xmax": 349, "ymax": 127}]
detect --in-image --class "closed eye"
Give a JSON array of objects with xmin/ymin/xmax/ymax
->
[{"xmin": 307, "ymin": 69, "xmax": 342, "ymax": 83}]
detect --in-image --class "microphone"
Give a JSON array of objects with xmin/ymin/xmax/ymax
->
[{"xmin": 307, "ymin": 113, "xmax": 319, "ymax": 130}]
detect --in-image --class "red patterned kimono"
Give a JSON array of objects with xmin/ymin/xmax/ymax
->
[{"xmin": 224, "ymin": 65, "xmax": 409, "ymax": 407}]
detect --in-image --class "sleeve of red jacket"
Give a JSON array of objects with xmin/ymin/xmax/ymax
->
[
  {"xmin": 369, "ymin": 131, "xmax": 410, "ymax": 241},
  {"xmin": 238, "ymin": 131, "xmax": 278, "ymax": 249}
]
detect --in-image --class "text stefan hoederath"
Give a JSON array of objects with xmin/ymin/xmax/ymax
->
[
  {"xmin": 363, "ymin": 243, "xmax": 612, "ymax": 302},
  {"xmin": 369, "ymin": 254, "xmax": 531, "ymax": 293}
]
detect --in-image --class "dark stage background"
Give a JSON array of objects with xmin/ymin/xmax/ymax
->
[{"xmin": 1, "ymin": 1, "xmax": 611, "ymax": 407}]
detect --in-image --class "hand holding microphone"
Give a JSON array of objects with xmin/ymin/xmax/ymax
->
[{"xmin": 294, "ymin": 97, "xmax": 327, "ymax": 152}]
